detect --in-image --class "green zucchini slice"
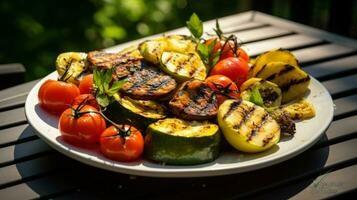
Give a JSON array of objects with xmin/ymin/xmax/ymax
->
[
  {"xmin": 160, "ymin": 52, "xmax": 207, "ymax": 82},
  {"xmin": 144, "ymin": 118, "xmax": 221, "ymax": 165},
  {"xmin": 105, "ymin": 94, "xmax": 167, "ymax": 131}
]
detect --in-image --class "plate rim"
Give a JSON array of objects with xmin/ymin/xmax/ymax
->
[{"xmin": 25, "ymin": 71, "xmax": 334, "ymax": 177}]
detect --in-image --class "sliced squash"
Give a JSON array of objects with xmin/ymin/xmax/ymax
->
[{"xmin": 56, "ymin": 52, "xmax": 88, "ymax": 84}]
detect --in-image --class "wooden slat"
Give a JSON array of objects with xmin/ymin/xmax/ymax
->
[
  {"xmin": 0, "ymin": 154, "xmax": 62, "ymax": 188},
  {"xmin": 0, "ymin": 139, "xmax": 52, "ymax": 167},
  {"xmin": 222, "ymin": 22, "xmax": 268, "ymax": 34},
  {"xmin": 252, "ymin": 164, "xmax": 357, "ymax": 200},
  {"xmin": 0, "ymin": 107, "xmax": 26, "ymax": 129},
  {"xmin": 322, "ymin": 74, "xmax": 357, "ymax": 97},
  {"xmin": 333, "ymin": 94, "xmax": 357, "ymax": 118},
  {"xmin": 316, "ymin": 115, "xmax": 357, "ymax": 147},
  {"xmin": 232, "ymin": 26, "xmax": 293, "ymax": 43},
  {"xmin": 40, "ymin": 137, "xmax": 357, "ymax": 200},
  {"xmin": 0, "ymin": 124, "xmax": 37, "ymax": 148},
  {"xmin": 0, "ymin": 93, "xmax": 28, "ymax": 111},
  {"xmin": 242, "ymin": 34, "xmax": 323, "ymax": 57},
  {"xmin": 293, "ymin": 43, "xmax": 356, "ymax": 65},
  {"xmin": 0, "ymin": 80, "xmax": 38, "ymax": 102},
  {"xmin": 304, "ymin": 55, "xmax": 357, "ymax": 80},
  {"xmin": 0, "ymin": 173, "xmax": 80, "ymax": 200}
]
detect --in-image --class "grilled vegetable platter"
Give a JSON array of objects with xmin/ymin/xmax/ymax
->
[{"xmin": 29, "ymin": 14, "xmax": 329, "ymax": 172}]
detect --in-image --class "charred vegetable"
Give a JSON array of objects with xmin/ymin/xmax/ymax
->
[
  {"xmin": 144, "ymin": 118, "xmax": 221, "ymax": 165},
  {"xmin": 169, "ymin": 80, "xmax": 218, "ymax": 120},
  {"xmin": 105, "ymin": 94, "xmax": 167, "ymax": 131},
  {"xmin": 56, "ymin": 52, "xmax": 88, "ymax": 84},
  {"xmin": 88, "ymin": 51, "xmax": 128, "ymax": 69},
  {"xmin": 160, "ymin": 52, "xmax": 207, "ymax": 82},
  {"xmin": 249, "ymin": 49, "xmax": 299, "ymax": 78},
  {"xmin": 254, "ymin": 61, "xmax": 310, "ymax": 103},
  {"xmin": 120, "ymin": 65, "xmax": 177, "ymax": 100},
  {"xmin": 139, "ymin": 35, "xmax": 196, "ymax": 65},
  {"xmin": 217, "ymin": 99, "xmax": 280, "ymax": 153},
  {"xmin": 270, "ymin": 109, "xmax": 296, "ymax": 136},
  {"xmin": 240, "ymin": 78, "xmax": 282, "ymax": 109},
  {"xmin": 280, "ymin": 99, "xmax": 315, "ymax": 120}
]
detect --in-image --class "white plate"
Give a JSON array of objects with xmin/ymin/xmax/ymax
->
[{"xmin": 25, "ymin": 71, "xmax": 333, "ymax": 177}]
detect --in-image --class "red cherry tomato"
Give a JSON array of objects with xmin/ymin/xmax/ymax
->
[
  {"xmin": 205, "ymin": 75, "xmax": 240, "ymax": 106},
  {"xmin": 210, "ymin": 57, "xmax": 249, "ymax": 87},
  {"xmin": 100, "ymin": 125, "xmax": 144, "ymax": 162},
  {"xmin": 72, "ymin": 94, "xmax": 100, "ymax": 110},
  {"xmin": 38, "ymin": 79, "xmax": 80, "ymax": 114},
  {"xmin": 205, "ymin": 37, "xmax": 250, "ymax": 62},
  {"xmin": 79, "ymin": 74, "xmax": 94, "ymax": 94},
  {"xmin": 59, "ymin": 105, "xmax": 106, "ymax": 147}
]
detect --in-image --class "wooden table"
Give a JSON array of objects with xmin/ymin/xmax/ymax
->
[{"xmin": 1, "ymin": 11, "xmax": 357, "ymax": 199}]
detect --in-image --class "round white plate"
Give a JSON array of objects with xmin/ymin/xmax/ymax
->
[{"xmin": 25, "ymin": 71, "xmax": 333, "ymax": 177}]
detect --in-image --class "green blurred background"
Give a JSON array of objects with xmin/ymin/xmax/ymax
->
[{"xmin": 1, "ymin": 0, "xmax": 357, "ymax": 82}]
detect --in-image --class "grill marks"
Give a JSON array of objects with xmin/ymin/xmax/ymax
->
[
  {"xmin": 121, "ymin": 66, "xmax": 177, "ymax": 100},
  {"xmin": 88, "ymin": 51, "xmax": 131, "ymax": 69},
  {"xmin": 169, "ymin": 80, "xmax": 218, "ymax": 120},
  {"xmin": 280, "ymin": 76, "xmax": 310, "ymax": 92},
  {"xmin": 223, "ymin": 100, "xmax": 280, "ymax": 145},
  {"xmin": 266, "ymin": 64, "xmax": 295, "ymax": 81}
]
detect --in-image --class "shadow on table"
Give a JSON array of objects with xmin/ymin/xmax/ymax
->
[{"xmin": 12, "ymin": 126, "xmax": 329, "ymax": 199}]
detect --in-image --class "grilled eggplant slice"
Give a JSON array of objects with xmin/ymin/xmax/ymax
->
[
  {"xmin": 169, "ymin": 80, "xmax": 218, "ymax": 120},
  {"xmin": 217, "ymin": 99, "xmax": 280, "ymax": 153},
  {"xmin": 144, "ymin": 118, "xmax": 221, "ymax": 165},
  {"xmin": 249, "ymin": 49, "xmax": 299, "ymax": 78},
  {"xmin": 240, "ymin": 78, "xmax": 282, "ymax": 108},
  {"xmin": 112, "ymin": 55, "xmax": 143, "ymax": 80},
  {"xmin": 105, "ymin": 94, "xmax": 167, "ymax": 131},
  {"xmin": 255, "ymin": 61, "xmax": 310, "ymax": 103},
  {"xmin": 120, "ymin": 65, "xmax": 177, "ymax": 100},
  {"xmin": 56, "ymin": 52, "xmax": 88, "ymax": 84},
  {"xmin": 87, "ymin": 51, "xmax": 128, "ymax": 69},
  {"xmin": 270, "ymin": 109, "xmax": 296, "ymax": 136},
  {"xmin": 160, "ymin": 52, "xmax": 207, "ymax": 82}
]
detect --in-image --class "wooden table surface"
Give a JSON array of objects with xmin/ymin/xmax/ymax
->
[{"xmin": 1, "ymin": 11, "xmax": 357, "ymax": 199}]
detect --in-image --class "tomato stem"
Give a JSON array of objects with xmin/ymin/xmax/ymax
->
[{"xmin": 212, "ymin": 82, "xmax": 239, "ymax": 99}]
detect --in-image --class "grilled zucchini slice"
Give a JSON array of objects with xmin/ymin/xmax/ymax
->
[
  {"xmin": 104, "ymin": 94, "xmax": 167, "ymax": 131},
  {"xmin": 139, "ymin": 35, "xmax": 196, "ymax": 65},
  {"xmin": 139, "ymin": 39, "xmax": 167, "ymax": 64},
  {"xmin": 160, "ymin": 52, "xmax": 207, "ymax": 82},
  {"xmin": 56, "ymin": 52, "xmax": 88, "ymax": 84},
  {"xmin": 255, "ymin": 61, "xmax": 310, "ymax": 103},
  {"xmin": 217, "ymin": 99, "xmax": 280, "ymax": 153},
  {"xmin": 240, "ymin": 78, "xmax": 282, "ymax": 108},
  {"xmin": 144, "ymin": 118, "xmax": 221, "ymax": 165},
  {"xmin": 250, "ymin": 49, "xmax": 299, "ymax": 78}
]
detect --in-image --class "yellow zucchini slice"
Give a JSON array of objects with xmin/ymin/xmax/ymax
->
[
  {"xmin": 160, "ymin": 52, "xmax": 207, "ymax": 82},
  {"xmin": 56, "ymin": 52, "xmax": 88, "ymax": 85},
  {"xmin": 250, "ymin": 49, "xmax": 299, "ymax": 78},
  {"xmin": 217, "ymin": 99, "xmax": 280, "ymax": 153},
  {"xmin": 255, "ymin": 61, "xmax": 310, "ymax": 103}
]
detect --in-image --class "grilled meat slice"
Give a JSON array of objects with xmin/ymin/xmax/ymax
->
[
  {"xmin": 169, "ymin": 80, "xmax": 218, "ymax": 120},
  {"xmin": 87, "ymin": 51, "xmax": 134, "ymax": 69},
  {"xmin": 120, "ymin": 66, "xmax": 177, "ymax": 100}
]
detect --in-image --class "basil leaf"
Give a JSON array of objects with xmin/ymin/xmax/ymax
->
[
  {"xmin": 197, "ymin": 43, "xmax": 209, "ymax": 58},
  {"xmin": 107, "ymin": 80, "xmax": 126, "ymax": 96},
  {"xmin": 96, "ymin": 94, "xmax": 110, "ymax": 107},
  {"xmin": 93, "ymin": 68, "xmax": 101, "ymax": 91},
  {"xmin": 207, "ymin": 38, "xmax": 217, "ymax": 53},
  {"xmin": 186, "ymin": 13, "xmax": 203, "ymax": 39},
  {"xmin": 250, "ymin": 87, "xmax": 264, "ymax": 106}
]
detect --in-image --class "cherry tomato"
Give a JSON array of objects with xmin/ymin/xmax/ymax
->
[
  {"xmin": 72, "ymin": 94, "xmax": 100, "ymax": 110},
  {"xmin": 206, "ymin": 75, "xmax": 240, "ymax": 106},
  {"xmin": 205, "ymin": 37, "xmax": 250, "ymax": 62},
  {"xmin": 210, "ymin": 57, "xmax": 249, "ymax": 87},
  {"xmin": 38, "ymin": 79, "xmax": 80, "ymax": 114},
  {"xmin": 100, "ymin": 125, "xmax": 144, "ymax": 162},
  {"xmin": 59, "ymin": 105, "xmax": 106, "ymax": 147},
  {"xmin": 79, "ymin": 74, "xmax": 94, "ymax": 94}
]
